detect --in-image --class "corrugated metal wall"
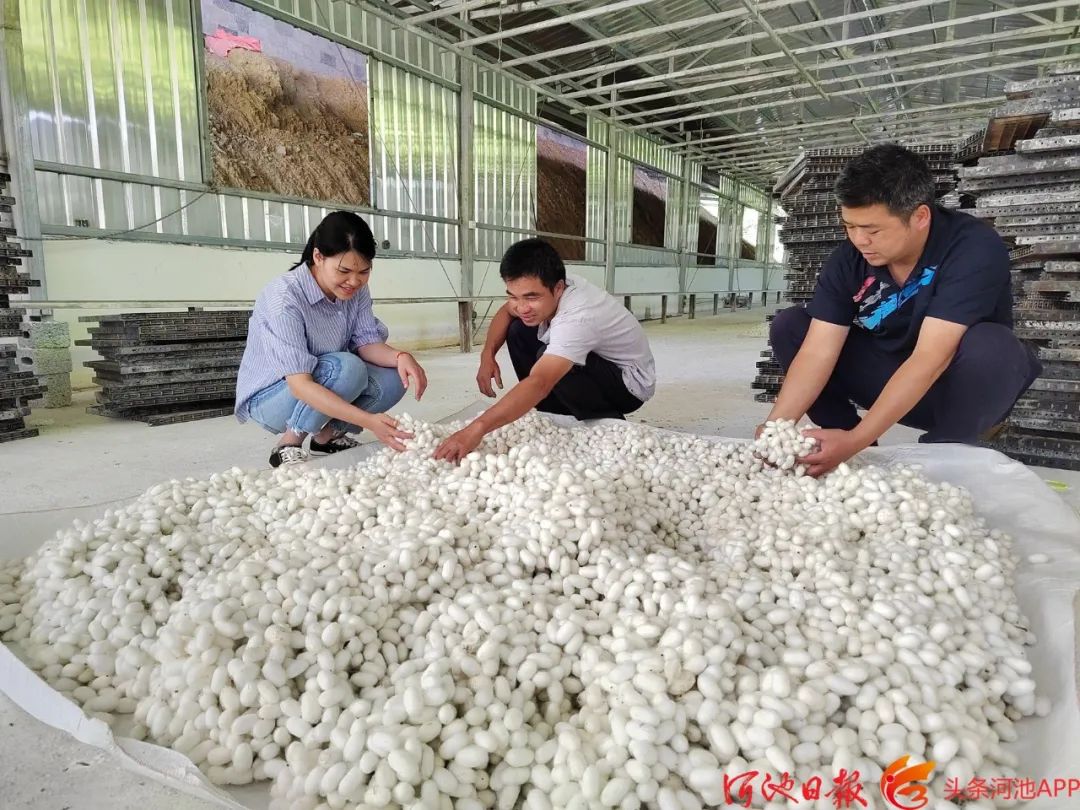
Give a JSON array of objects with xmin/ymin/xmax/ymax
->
[
  {"xmin": 369, "ymin": 60, "xmax": 458, "ymax": 255},
  {"xmin": 21, "ymin": 0, "xmax": 202, "ymax": 182},
  {"xmin": 671, "ymin": 160, "xmax": 700, "ymax": 261},
  {"xmin": 249, "ymin": 0, "xmax": 454, "ymax": 79},
  {"xmin": 16, "ymin": 0, "xmax": 774, "ymax": 272},
  {"xmin": 580, "ymin": 120, "xmax": 776, "ymax": 272},
  {"xmin": 22, "ymin": 0, "xmax": 204, "ymax": 232},
  {"xmin": 473, "ymin": 68, "xmax": 536, "ymax": 261},
  {"xmin": 586, "ymin": 117, "xmax": 648, "ymax": 267},
  {"xmin": 621, "ymin": 131, "xmax": 682, "ymax": 177},
  {"xmin": 739, "ymin": 183, "xmax": 771, "ymax": 214},
  {"xmin": 584, "ymin": 117, "xmax": 608, "ymax": 265},
  {"xmin": 717, "ymin": 199, "xmax": 738, "ymax": 263}
]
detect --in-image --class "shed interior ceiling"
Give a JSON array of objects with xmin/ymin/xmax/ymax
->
[{"xmin": 383, "ymin": 0, "xmax": 1080, "ymax": 184}]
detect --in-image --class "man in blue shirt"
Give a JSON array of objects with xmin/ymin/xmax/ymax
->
[{"xmin": 761, "ymin": 144, "xmax": 1041, "ymax": 476}]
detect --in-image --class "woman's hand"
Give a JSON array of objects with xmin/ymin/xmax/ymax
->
[
  {"xmin": 362, "ymin": 412, "xmax": 414, "ymax": 452},
  {"xmin": 396, "ymin": 352, "xmax": 428, "ymax": 401}
]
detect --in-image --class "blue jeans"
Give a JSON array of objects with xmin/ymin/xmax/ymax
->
[{"xmin": 246, "ymin": 352, "xmax": 406, "ymax": 436}]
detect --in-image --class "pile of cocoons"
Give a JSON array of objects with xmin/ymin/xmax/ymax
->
[
  {"xmin": 754, "ymin": 420, "xmax": 819, "ymax": 473},
  {"xmin": 0, "ymin": 415, "xmax": 1047, "ymax": 810}
]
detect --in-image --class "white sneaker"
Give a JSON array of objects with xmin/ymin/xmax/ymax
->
[{"xmin": 270, "ymin": 445, "xmax": 310, "ymax": 468}]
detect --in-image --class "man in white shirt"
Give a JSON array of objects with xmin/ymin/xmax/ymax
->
[{"xmin": 435, "ymin": 238, "xmax": 656, "ymax": 463}]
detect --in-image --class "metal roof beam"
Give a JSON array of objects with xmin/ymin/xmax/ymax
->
[
  {"xmin": 403, "ymin": 0, "xmax": 500, "ymax": 25},
  {"xmin": 664, "ymin": 98, "xmax": 1000, "ymax": 149},
  {"xmin": 631, "ymin": 50, "xmax": 1080, "ymax": 129},
  {"xmin": 854, "ymin": 0, "xmax": 905, "ymax": 112},
  {"xmin": 564, "ymin": 21, "xmax": 1069, "ymax": 102},
  {"xmin": 702, "ymin": 129, "xmax": 982, "ymax": 161},
  {"xmin": 566, "ymin": 17, "xmax": 1077, "ymax": 102},
  {"xmin": 711, "ymin": 118, "xmax": 987, "ymax": 162},
  {"xmin": 552, "ymin": 6, "xmax": 747, "ymax": 132},
  {"xmin": 456, "ymin": 0, "xmax": 660, "ymax": 46},
  {"xmin": 530, "ymin": 0, "xmax": 941, "ymax": 81},
  {"xmin": 610, "ymin": 36, "xmax": 1072, "ymax": 121},
  {"xmin": 469, "ymin": 0, "xmax": 595, "ymax": 17},
  {"xmin": 739, "ymin": 0, "xmax": 829, "ymax": 100},
  {"xmin": 576, "ymin": 20, "xmax": 1074, "ymax": 109},
  {"xmin": 706, "ymin": 111, "xmax": 989, "ymax": 152},
  {"xmin": 499, "ymin": 0, "xmax": 810, "ymax": 70},
  {"xmin": 986, "ymin": 0, "xmax": 1062, "ymax": 26},
  {"xmin": 716, "ymin": 138, "xmax": 976, "ymax": 168},
  {"xmin": 801, "ymin": 0, "xmax": 880, "ymax": 119},
  {"xmin": 532, "ymin": 0, "xmax": 1074, "ymax": 84}
]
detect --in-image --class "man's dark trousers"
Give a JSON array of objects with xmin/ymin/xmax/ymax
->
[
  {"xmin": 505, "ymin": 318, "xmax": 643, "ymax": 421},
  {"xmin": 769, "ymin": 306, "xmax": 1042, "ymax": 443}
]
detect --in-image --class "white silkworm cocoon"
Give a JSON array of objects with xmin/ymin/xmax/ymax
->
[{"xmin": 0, "ymin": 413, "xmax": 1041, "ymax": 808}]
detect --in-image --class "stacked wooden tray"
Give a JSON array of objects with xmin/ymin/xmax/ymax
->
[
  {"xmin": 79, "ymin": 310, "xmax": 249, "ymax": 426},
  {"xmin": 0, "ymin": 168, "xmax": 41, "ymax": 442},
  {"xmin": 961, "ymin": 64, "xmax": 1080, "ymax": 470}
]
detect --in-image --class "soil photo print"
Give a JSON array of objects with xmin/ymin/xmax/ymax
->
[
  {"xmin": 632, "ymin": 165, "xmax": 667, "ymax": 248},
  {"xmin": 536, "ymin": 126, "xmax": 588, "ymax": 262},
  {"xmin": 201, "ymin": 0, "xmax": 371, "ymax": 206}
]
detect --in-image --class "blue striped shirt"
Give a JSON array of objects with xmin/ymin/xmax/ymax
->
[{"xmin": 234, "ymin": 266, "xmax": 389, "ymax": 422}]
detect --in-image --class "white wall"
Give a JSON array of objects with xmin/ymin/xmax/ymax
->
[
  {"xmin": 566, "ymin": 264, "xmax": 605, "ymax": 288},
  {"xmin": 611, "ymin": 266, "xmax": 679, "ymax": 321},
  {"xmin": 41, "ymin": 241, "xmax": 785, "ymax": 388},
  {"xmin": 42, "ymin": 240, "xmax": 463, "ymax": 388},
  {"xmin": 686, "ymin": 265, "xmax": 776, "ymax": 295}
]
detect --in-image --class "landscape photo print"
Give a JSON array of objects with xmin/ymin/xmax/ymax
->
[{"xmin": 201, "ymin": 0, "xmax": 372, "ymax": 206}]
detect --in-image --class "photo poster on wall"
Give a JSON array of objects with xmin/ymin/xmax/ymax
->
[
  {"xmin": 200, "ymin": 0, "xmax": 371, "ymax": 207},
  {"xmin": 536, "ymin": 125, "xmax": 588, "ymax": 262},
  {"xmin": 632, "ymin": 164, "xmax": 667, "ymax": 248}
]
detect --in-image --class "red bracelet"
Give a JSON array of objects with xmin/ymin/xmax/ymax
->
[{"xmin": 395, "ymin": 351, "xmax": 409, "ymax": 363}]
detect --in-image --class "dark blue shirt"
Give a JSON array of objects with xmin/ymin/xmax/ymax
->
[{"xmin": 806, "ymin": 206, "xmax": 1013, "ymax": 354}]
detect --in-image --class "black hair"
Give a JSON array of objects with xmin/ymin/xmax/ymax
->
[
  {"xmin": 292, "ymin": 211, "xmax": 376, "ymax": 270},
  {"xmin": 499, "ymin": 238, "xmax": 567, "ymax": 291},
  {"xmin": 834, "ymin": 144, "xmax": 936, "ymax": 219}
]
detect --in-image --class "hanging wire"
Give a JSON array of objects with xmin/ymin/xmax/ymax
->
[{"xmin": 25, "ymin": 190, "xmax": 211, "ymax": 242}]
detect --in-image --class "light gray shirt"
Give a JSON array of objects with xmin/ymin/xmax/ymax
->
[
  {"xmin": 234, "ymin": 266, "xmax": 388, "ymax": 422},
  {"xmin": 538, "ymin": 275, "xmax": 656, "ymax": 401}
]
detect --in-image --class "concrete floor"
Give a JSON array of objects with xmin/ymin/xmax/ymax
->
[
  {"xmin": 0, "ymin": 691, "xmax": 230, "ymax": 810},
  {"xmin": 1, "ymin": 308, "xmax": 1079, "ymax": 809}
]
